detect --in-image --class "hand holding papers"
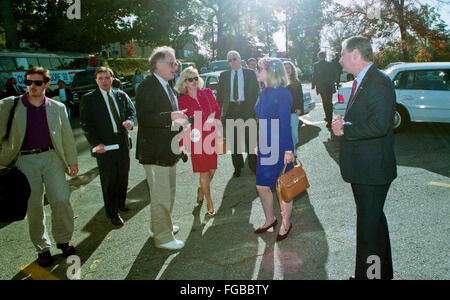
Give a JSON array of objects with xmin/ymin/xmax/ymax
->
[{"xmin": 92, "ymin": 144, "xmax": 120, "ymax": 154}]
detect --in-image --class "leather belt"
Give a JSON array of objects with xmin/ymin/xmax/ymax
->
[{"xmin": 20, "ymin": 147, "xmax": 53, "ymax": 156}]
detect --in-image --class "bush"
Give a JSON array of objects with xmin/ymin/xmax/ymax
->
[{"xmin": 105, "ymin": 58, "xmax": 151, "ymax": 76}]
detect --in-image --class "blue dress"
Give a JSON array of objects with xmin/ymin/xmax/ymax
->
[{"xmin": 255, "ymin": 87, "xmax": 294, "ymax": 187}]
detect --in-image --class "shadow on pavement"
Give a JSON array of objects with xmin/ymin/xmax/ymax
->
[
  {"xmin": 10, "ymin": 179, "xmax": 150, "ymax": 280},
  {"xmin": 297, "ymin": 124, "xmax": 321, "ymax": 148},
  {"xmin": 67, "ymin": 167, "xmax": 99, "ymax": 192},
  {"xmin": 126, "ymin": 164, "xmax": 329, "ymax": 279},
  {"xmin": 323, "ymin": 122, "xmax": 450, "ymax": 177}
]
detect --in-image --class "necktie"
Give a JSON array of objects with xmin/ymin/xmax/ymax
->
[
  {"xmin": 167, "ymin": 84, "xmax": 178, "ymax": 110},
  {"xmin": 233, "ymin": 70, "xmax": 239, "ymax": 101},
  {"xmin": 347, "ymin": 79, "xmax": 358, "ymax": 107},
  {"xmin": 107, "ymin": 93, "xmax": 123, "ymax": 133}
]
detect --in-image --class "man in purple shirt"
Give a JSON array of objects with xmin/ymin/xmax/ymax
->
[{"xmin": 0, "ymin": 67, "xmax": 79, "ymax": 268}]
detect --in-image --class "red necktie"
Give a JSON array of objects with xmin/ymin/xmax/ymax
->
[{"xmin": 348, "ymin": 79, "xmax": 358, "ymax": 107}]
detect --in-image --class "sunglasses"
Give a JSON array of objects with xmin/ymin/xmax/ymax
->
[
  {"xmin": 228, "ymin": 57, "xmax": 238, "ymax": 63},
  {"xmin": 186, "ymin": 77, "xmax": 199, "ymax": 82},
  {"xmin": 24, "ymin": 79, "xmax": 47, "ymax": 86}
]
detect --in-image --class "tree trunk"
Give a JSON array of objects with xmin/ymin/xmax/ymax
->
[
  {"xmin": 392, "ymin": 0, "xmax": 409, "ymax": 61},
  {"xmin": 0, "ymin": 0, "xmax": 19, "ymax": 48}
]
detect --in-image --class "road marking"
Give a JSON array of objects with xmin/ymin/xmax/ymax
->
[
  {"xmin": 428, "ymin": 182, "xmax": 450, "ymax": 188},
  {"xmin": 19, "ymin": 262, "xmax": 60, "ymax": 280}
]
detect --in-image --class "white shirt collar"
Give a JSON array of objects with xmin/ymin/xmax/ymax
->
[
  {"xmin": 154, "ymin": 73, "xmax": 169, "ymax": 88},
  {"xmin": 355, "ymin": 63, "xmax": 373, "ymax": 88}
]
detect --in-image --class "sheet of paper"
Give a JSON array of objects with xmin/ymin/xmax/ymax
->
[{"xmin": 92, "ymin": 144, "xmax": 120, "ymax": 153}]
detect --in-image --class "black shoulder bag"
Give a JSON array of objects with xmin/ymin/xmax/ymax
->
[{"xmin": 0, "ymin": 97, "xmax": 31, "ymax": 223}]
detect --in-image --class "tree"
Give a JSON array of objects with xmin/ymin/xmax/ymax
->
[{"xmin": 0, "ymin": 0, "xmax": 19, "ymax": 48}]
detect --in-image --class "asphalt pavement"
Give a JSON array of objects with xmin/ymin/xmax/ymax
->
[{"xmin": 0, "ymin": 83, "xmax": 449, "ymax": 280}]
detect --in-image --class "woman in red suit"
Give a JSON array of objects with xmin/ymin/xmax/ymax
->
[{"xmin": 175, "ymin": 67, "xmax": 221, "ymax": 216}]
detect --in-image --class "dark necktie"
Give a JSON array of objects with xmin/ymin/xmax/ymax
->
[
  {"xmin": 167, "ymin": 84, "xmax": 178, "ymax": 110},
  {"xmin": 233, "ymin": 70, "xmax": 239, "ymax": 101},
  {"xmin": 107, "ymin": 93, "xmax": 123, "ymax": 133},
  {"xmin": 347, "ymin": 79, "xmax": 358, "ymax": 107}
]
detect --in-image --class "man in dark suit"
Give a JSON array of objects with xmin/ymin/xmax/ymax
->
[
  {"xmin": 217, "ymin": 50, "xmax": 260, "ymax": 177},
  {"xmin": 80, "ymin": 67, "xmax": 135, "ymax": 226},
  {"xmin": 47, "ymin": 80, "xmax": 74, "ymax": 119},
  {"xmin": 5, "ymin": 77, "xmax": 25, "ymax": 97},
  {"xmin": 312, "ymin": 51, "xmax": 337, "ymax": 128},
  {"xmin": 135, "ymin": 46, "xmax": 188, "ymax": 250},
  {"xmin": 332, "ymin": 36, "xmax": 397, "ymax": 280}
]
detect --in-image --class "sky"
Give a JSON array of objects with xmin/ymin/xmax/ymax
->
[{"xmin": 273, "ymin": 0, "xmax": 450, "ymax": 52}]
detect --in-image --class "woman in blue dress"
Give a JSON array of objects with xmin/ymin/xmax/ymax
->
[{"xmin": 254, "ymin": 58, "xmax": 295, "ymax": 241}]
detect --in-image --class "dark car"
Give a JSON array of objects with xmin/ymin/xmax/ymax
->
[{"xmin": 70, "ymin": 68, "xmax": 97, "ymax": 117}]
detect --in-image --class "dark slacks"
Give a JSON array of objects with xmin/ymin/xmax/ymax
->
[
  {"xmin": 96, "ymin": 138, "xmax": 130, "ymax": 219},
  {"xmin": 226, "ymin": 103, "xmax": 257, "ymax": 172},
  {"xmin": 351, "ymin": 183, "xmax": 393, "ymax": 280},
  {"xmin": 319, "ymin": 92, "xmax": 333, "ymax": 124}
]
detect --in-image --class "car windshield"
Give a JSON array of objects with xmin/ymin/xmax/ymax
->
[
  {"xmin": 72, "ymin": 71, "xmax": 95, "ymax": 87},
  {"xmin": 211, "ymin": 61, "xmax": 229, "ymax": 72}
]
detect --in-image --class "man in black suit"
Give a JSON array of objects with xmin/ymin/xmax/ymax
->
[
  {"xmin": 135, "ymin": 46, "xmax": 188, "ymax": 250},
  {"xmin": 217, "ymin": 50, "xmax": 260, "ymax": 177},
  {"xmin": 312, "ymin": 51, "xmax": 337, "ymax": 128},
  {"xmin": 47, "ymin": 80, "xmax": 74, "ymax": 119},
  {"xmin": 80, "ymin": 67, "xmax": 135, "ymax": 226},
  {"xmin": 332, "ymin": 36, "xmax": 397, "ymax": 280}
]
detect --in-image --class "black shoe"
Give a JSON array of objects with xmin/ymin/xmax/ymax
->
[
  {"xmin": 57, "ymin": 242, "xmax": 76, "ymax": 257},
  {"xmin": 276, "ymin": 223, "xmax": 293, "ymax": 241},
  {"xmin": 233, "ymin": 169, "xmax": 241, "ymax": 177},
  {"xmin": 119, "ymin": 205, "xmax": 129, "ymax": 212},
  {"xmin": 254, "ymin": 219, "xmax": 278, "ymax": 234},
  {"xmin": 111, "ymin": 215, "xmax": 124, "ymax": 226},
  {"xmin": 37, "ymin": 251, "xmax": 54, "ymax": 267}
]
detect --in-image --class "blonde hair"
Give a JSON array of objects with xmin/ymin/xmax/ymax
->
[
  {"xmin": 259, "ymin": 57, "xmax": 288, "ymax": 88},
  {"xmin": 174, "ymin": 66, "xmax": 204, "ymax": 94}
]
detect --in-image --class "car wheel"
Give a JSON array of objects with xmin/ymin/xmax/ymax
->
[{"xmin": 394, "ymin": 105, "xmax": 410, "ymax": 132}]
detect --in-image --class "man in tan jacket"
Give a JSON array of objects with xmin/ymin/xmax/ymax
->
[{"xmin": 0, "ymin": 67, "xmax": 78, "ymax": 267}]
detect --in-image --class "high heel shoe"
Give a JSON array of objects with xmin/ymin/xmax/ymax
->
[
  {"xmin": 197, "ymin": 187, "xmax": 204, "ymax": 204},
  {"xmin": 276, "ymin": 223, "xmax": 293, "ymax": 241},
  {"xmin": 206, "ymin": 210, "xmax": 216, "ymax": 217},
  {"xmin": 254, "ymin": 219, "xmax": 278, "ymax": 234}
]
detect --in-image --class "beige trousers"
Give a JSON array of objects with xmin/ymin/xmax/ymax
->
[
  {"xmin": 16, "ymin": 150, "xmax": 74, "ymax": 253},
  {"xmin": 143, "ymin": 164, "xmax": 176, "ymax": 246}
]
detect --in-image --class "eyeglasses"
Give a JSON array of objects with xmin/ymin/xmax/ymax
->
[
  {"xmin": 186, "ymin": 77, "xmax": 199, "ymax": 82},
  {"xmin": 24, "ymin": 79, "xmax": 47, "ymax": 86},
  {"xmin": 228, "ymin": 57, "xmax": 238, "ymax": 63},
  {"xmin": 161, "ymin": 61, "xmax": 177, "ymax": 68}
]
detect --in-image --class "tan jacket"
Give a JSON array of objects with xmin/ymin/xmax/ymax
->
[{"xmin": 0, "ymin": 96, "xmax": 78, "ymax": 170}]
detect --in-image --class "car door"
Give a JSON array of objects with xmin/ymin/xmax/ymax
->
[{"xmin": 396, "ymin": 69, "xmax": 450, "ymax": 122}]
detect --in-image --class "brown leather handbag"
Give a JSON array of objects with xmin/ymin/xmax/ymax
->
[{"xmin": 276, "ymin": 159, "xmax": 310, "ymax": 229}]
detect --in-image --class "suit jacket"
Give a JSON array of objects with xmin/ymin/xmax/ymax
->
[
  {"xmin": 0, "ymin": 96, "xmax": 78, "ymax": 170},
  {"xmin": 79, "ymin": 88, "xmax": 135, "ymax": 157},
  {"xmin": 312, "ymin": 60, "xmax": 337, "ymax": 94},
  {"xmin": 135, "ymin": 74, "xmax": 182, "ymax": 166},
  {"xmin": 339, "ymin": 65, "xmax": 397, "ymax": 185},
  {"xmin": 217, "ymin": 68, "xmax": 260, "ymax": 120}
]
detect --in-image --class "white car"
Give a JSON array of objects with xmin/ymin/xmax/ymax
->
[
  {"xmin": 334, "ymin": 62, "xmax": 450, "ymax": 130},
  {"xmin": 200, "ymin": 71, "xmax": 315, "ymax": 115}
]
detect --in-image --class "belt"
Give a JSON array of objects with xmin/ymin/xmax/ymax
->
[
  {"xmin": 20, "ymin": 147, "xmax": 53, "ymax": 156},
  {"xmin": 230, "ymin": 101, "xmax": 244, "ymax": 105}
]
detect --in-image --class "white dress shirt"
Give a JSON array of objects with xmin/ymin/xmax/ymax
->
[
  {"xmin": 229, "ymin": 68, "xmax": 245, "ymax": 102},
  {"xmin": 100, "ymin": 88, "xmax": 121, "ymax": 133}
]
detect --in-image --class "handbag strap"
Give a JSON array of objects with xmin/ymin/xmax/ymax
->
[
  {"xmin": 200, "ymin": 89, "xmax": 213, "ymax": 114},
  {"xmin": 280, "ymin": 158, "xmax": 303, "ymax": 175},
  {"xmin": 3, "ymin": 96, "xmax": 20, "ymax": 142}
]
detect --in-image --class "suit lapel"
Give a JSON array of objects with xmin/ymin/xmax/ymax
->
[{"xmin": 345, "ymin": 65, "xmax": 376, "ymax": 116}]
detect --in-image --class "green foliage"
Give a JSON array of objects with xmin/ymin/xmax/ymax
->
[{"xmin": 106, "ymin": 58, "xmax": 150, "ymax": 76}]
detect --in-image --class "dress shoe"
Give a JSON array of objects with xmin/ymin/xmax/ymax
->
[
  {"xmin": 57, "ymin": 242, "xmax": 76, "ymax": 257},
  {"xmin": 111, "ymin": 215, "xmax": 124, "ymax": 226},
  {"xmin": 254, "ymin": 219, "xmax": 278, "ymax": 234},
  {"xmin": 349, "ymin": 276, "xmax": 356, "ymax": 280},
  {"xmin": 119, "ymin": 205, "xmax": 129, "ymax": 212},
  {"xmin": 276, "ymin": 223, "xmax": 293, "ymax": 241},
  {"xmin": 37, "ymin": 251, "xmax": 54, "ymax": 267},
  {"xmin": 233, "ymin": 169, "xmax": 241, "ymax": 177},
  {"xmin": 156, "ymin": 239, "xmax": 184, "ymax": 250},
  {"xmin": 149, "ymin": 225, "xmax": 179, "ymax": 238}
]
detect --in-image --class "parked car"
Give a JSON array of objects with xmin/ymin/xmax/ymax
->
[
  {"xmin": 333, "ymin": 62, "xmax": 450, "ymax": 131},
  {"xmin": 199, "ymin": 70, "xmax": 315, "ymax": 114},
  {"xmin": 210, "ymin": 60, "xmax": 230, "ymax": 72}
]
